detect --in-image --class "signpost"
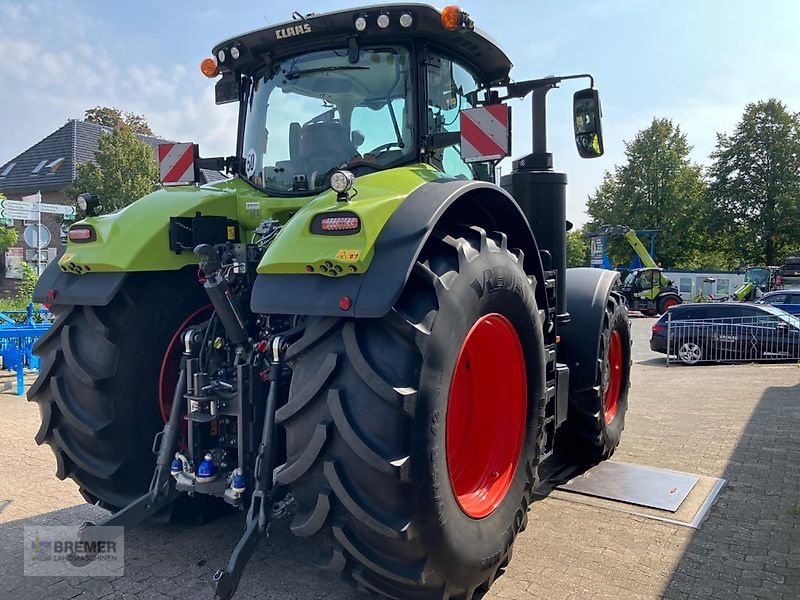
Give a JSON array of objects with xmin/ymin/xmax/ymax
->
[{"xmin": 1, "ymin": 192, "xmax": 77, "ymax": 276}]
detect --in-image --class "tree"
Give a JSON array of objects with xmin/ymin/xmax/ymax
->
[
  {"xmin": 567, "ymin": 227, "xmax": 589, "ymax": 267},
  {"xmin": 707, "ymin": 99, "xmax": 800, "ymax": 266},
  {"xmin": 84, "ymin": 106, "xmax": 154, "ymax": 136},
  {"xmin": 0, "ymin": 193, "xmax": 18, "ymax": 252},
  {"xmin": 586, "ymin": 118, "xmax": 708, "ymax": 269},
  {"xmin": 68, "ymin": 125, "xmax": 159, "ymax": 214}
]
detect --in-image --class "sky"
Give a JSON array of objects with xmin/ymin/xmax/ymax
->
[{"xmin": 1, "ymin": 0, "xmax": 799, "ymax": 226}]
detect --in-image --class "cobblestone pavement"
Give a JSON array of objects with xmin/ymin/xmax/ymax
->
[{"xmin": 1, "ymin": 318, "xmax": 798, "ymax": 599}]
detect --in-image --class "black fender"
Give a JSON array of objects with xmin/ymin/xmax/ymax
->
[
  {"xmin": 251, "ymin": 178, "xmax": 547, "ymax": 318},
  {"xmin": 559, "ymin": 267, "xmax": 622, "ymax": 392},
  {"xmin": 32, "ymin": 258, "xmax": 127, "ymax": 306}
]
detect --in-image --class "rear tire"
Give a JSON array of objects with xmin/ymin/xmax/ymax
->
[
  {"xmin": 28, "ymin": 270, "xmax": 209, "ymax": 511},
  {"xmin": 278, "ymin": 227, "xmax": 547, "ymax": 599},
  {"xmin": 562, "ymin": 291, "xmax": 631, "ymax": 462}
]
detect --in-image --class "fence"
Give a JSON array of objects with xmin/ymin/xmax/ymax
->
[
  {"xmin": 0, "ymin": 304, "xmax": 52, "ymax": 395},
  {"xmin": 666, "ymin": 312, "xmax": 800, "ymax": 366}
]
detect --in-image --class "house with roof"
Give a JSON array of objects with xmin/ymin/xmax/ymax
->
[{"xmin": 0, "ymin": 119, "xmax": 225, "ymax": 297}]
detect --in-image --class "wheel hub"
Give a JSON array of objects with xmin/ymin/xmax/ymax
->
[{"xmin": 446, "ymin": 313, "xmax": 527, "ymax": 519}]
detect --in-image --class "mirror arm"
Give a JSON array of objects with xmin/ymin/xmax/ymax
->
[
  {"xmin": 494, "ymin": 73, "xmax": 595, "ymax": 159},
  {"xmin": 501, "ymin": 73, "xmax": 594, "ymax": 101}
]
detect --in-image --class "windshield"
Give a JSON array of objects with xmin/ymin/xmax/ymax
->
[
  {"xmin": 758, "ymin": 304, "xmax": 800, "ymax": 327},
  {"xmin": 746, "ymin": 268, "xmax": 769, "ymax": 286},
  {"xmin": 241, "ymin": 46, "xmax": 414, "ymax": 195}
]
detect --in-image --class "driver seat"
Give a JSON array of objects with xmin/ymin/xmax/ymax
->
[{"xmin": 299, "ymin": 121, "xmax": 357, "ymax": 184}]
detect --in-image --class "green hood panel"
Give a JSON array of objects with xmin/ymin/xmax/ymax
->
[
  {"xmin": 58, "ymin": 166, "xmax": 445, "ymax": 276},
  {"xmin": 256, "ymin": 164, "xmax": 443, "ymax": 276},
  {"xmin": 59, "ymin": 178, "xmax": 306, "ymax": 274}
]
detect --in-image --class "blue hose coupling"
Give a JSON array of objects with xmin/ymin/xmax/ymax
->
[
  {"xmin": 196, "ymin": 453, "xmax": 217, "ymax": 483},
  {"xmin": 231, "ymin": 469, "xmax": 246, "ymax": 494},
  {"xmin": 170, "ymin": 454, "xmax": 183, "ymax": 476}
]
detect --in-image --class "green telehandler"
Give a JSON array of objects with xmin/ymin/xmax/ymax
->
[
  {"xmin": 599, "ymin": 225, "xmax": 682, "ymax": 315},
  {"xmin": 30, "ymin": 5, "xmax": 632, "ymax": 598}
]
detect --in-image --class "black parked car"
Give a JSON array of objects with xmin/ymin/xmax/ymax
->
[{"xmin": 650, "ymin": 302, "xmax": 800, "ymax": 365}]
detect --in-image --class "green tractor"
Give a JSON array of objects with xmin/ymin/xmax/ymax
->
[
  {"xmin": 728, "ymin": 266, "xmax": 782, "ymax": 301},
  {"xmin": 30, "ymin": 5, "xmax": 631, "ymax": 599},
  {"xmin": 599, "ymin": 225, "xmax": 682, "ymax": 315}
]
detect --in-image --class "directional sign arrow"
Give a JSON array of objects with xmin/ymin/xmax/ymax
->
[
  {"xmin": 39, "ymin": 202, "xmax": 77, "ymax": 217},
  {"xmin": 0, "ymin": 205, "xmax": 37, "ymax": 220}
]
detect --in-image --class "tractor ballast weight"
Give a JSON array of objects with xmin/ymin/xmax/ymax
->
[{"xmin": 30, "ymin": 5, "xmax": 631, "ymax": 600}]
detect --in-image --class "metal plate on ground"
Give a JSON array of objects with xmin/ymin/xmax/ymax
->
[{"xmin": 557, "ymin": 461, "xmax": 699, "ymax": 512}]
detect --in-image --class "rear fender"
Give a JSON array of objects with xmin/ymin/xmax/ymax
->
[
  {"xmin": 32, "ymin": 259, "xmax": 127, "ymax": 306},
  {"xmin": 559, "ymin": 267, "xmax": 622, "ymax": 392},
  {"xmin": 251, "ymin": 178, "xmax": 547, "ymax": 317}
]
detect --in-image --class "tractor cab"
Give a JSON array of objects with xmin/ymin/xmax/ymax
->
[
  {"xmin": 623, "ymin": 267, "xmax": 667, "ymax": 298},
  {"xmin": 620, "ymin": 267, "xmax": 681, "ymax": 315},
  {"xmin": 208, "ymin": 5, "xmax": 512, "ymax": 196}
]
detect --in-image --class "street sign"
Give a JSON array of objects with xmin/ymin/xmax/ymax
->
[
  {"xmin": 23, "ymin": 224, "xmax": 51, "ymax": 249},
  {"xmin": 0, "ymin": 199, "xmax": 77, "ymax": 221},
  {"xmin": 39, "ymin": 202, "xmax": 76, "ymax": 217},
  {"xmin": 0, "ymin": 206, "xmax": 37, "ymax": 221}
]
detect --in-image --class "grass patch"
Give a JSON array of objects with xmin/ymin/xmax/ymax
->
[{"xmin": 787, "ymin": 504, "xmax": 800, "ymax": 517}]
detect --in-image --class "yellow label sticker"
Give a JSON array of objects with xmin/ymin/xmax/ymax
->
[
  {"xmin": 335, "ymin": 249, "xmax": 360, "ymax": 261},
  {"xmin": 226, "ymin": 225, "xmax": 236, "ymax": 240}
]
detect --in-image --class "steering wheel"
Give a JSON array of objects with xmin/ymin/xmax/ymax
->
[{"xmin": 366, "ymin": 141, "xmax": 404, "ymax": 158}]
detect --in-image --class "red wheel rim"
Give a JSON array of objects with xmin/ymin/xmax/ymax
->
[
  {"xmin": 603, "ymin": 330, "xmax": 623, "ymax": 424},
  {"xmin": 158, "ymin": 305, "xmax": 213, "ymax": 423},
  {"xmin": 446, "ymin": 313, "xmax": 527, "ymax": 519}
]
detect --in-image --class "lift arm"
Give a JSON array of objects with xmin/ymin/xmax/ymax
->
[{"xmin": 599, "ymin": 225, "xmax": 658, "ymax": 269}]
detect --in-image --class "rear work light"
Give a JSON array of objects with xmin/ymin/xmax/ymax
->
[{"xmin": 68, "ymin": 226, "xmax": 96, "ymax": 242}]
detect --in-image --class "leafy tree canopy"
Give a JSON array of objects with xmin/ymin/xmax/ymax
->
[
  {"xmin": 0, "ymin": 193, "xmax": 19, "ymax": 253},
  {"xmin": 586, "ymin": 118, "xmax": 708, "ymax": 269},
  {"xmin": 707, "ymin": 99, "xmax": 800, "ymax": 266},
  {"xmin": 68, "ymin": 126, "xmax": 159, "ymax": 214},
  {"xmin": 567, "ymin": 227, "xmax": 590, "ymax": 268},
  {"xmin": 84, "ymin": 106, "xmax": 154, "ymax": 136}
]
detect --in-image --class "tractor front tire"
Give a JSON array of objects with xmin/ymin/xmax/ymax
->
[
  {"xmin": 656, "ymin": 294, "xmax": 681, "ymax": 315},
  {"xmin": 278, "ymin": 227, "xmax": 547, "ymax": 599},
  {"xmin": 563, "ymin": 291, "xmax": 631, "ymax": 462},
  {"xmin": 28, "ymin": 270, "xmax": 209, "ymax": 512}
]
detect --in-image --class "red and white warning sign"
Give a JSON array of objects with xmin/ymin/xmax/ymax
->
[
  {"xmin": 158, "ymin": 142, "xmax": 197, "ymax": 185},
  {"xmin": 459, "ymin": 104, "xmax": 511, "ymax": 163}
]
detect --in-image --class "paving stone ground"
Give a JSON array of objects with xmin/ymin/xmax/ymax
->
[{"xmin": 1, "ymin": 317, "xmax": 798, "ymax": 599}]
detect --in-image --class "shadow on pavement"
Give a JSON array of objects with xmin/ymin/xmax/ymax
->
[{"xmin": 662, "ymin": 382, "xmax": 800, "ymax": 599}]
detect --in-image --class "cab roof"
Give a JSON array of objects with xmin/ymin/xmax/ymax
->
[{"xmin": 212, "ymin": 4, "xmax": 513, "ymax": 85}]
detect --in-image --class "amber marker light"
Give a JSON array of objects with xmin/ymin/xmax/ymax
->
[
  {"xmin": 440, "ymin": 5, "xmax": 463, "ymax": 31},
  {"xmin": 200, "ymin": 57, "xmax": 220, "ymax": 78}
]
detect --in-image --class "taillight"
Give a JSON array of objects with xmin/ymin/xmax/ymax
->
[
  {"xmin": 68, "ymin": 225, "xmax": 96, "ymax": 242},
  {"xmin": 310, "ymin": 212, "xmax": 361, "ymax": 235},
  {"xmin": 321, "ymin": 216, "xmax": 360, "ymax": 231},
  {"xmin": 651, "ymin": 323, "xmax": 665, "ymax": 334}
]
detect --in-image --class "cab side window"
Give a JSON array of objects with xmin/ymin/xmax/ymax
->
[{"xmin": 426, "ymin": 52, "xmax": 482, "ymax": 179}]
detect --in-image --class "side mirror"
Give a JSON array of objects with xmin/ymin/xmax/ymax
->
[
  {"xmin": 215, "ymin": 73, "xmax": 240, "ymax": 105},
  {"xmin": 573, "ymin": 88, "xmax": 604, "ymax": 158}
]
